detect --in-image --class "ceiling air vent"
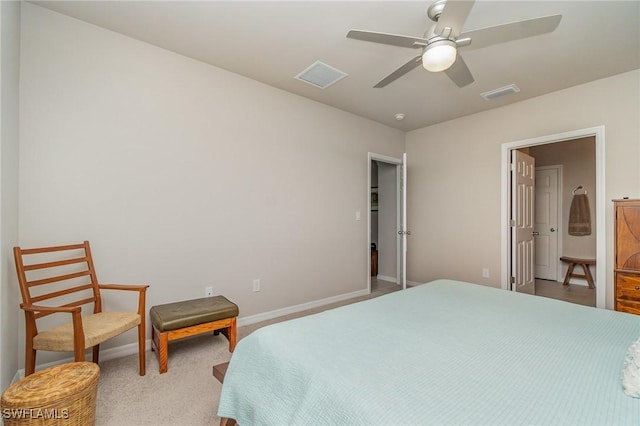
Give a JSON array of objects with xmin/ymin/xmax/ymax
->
[
  {"xmin": 295, "ymin": 61, "xmax": 348, "ymax": 89},
  {"xmin": 480, "ymin": 84, "xmax": 520, "ymax": 101}
]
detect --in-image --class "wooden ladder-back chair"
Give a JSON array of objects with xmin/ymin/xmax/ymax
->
[{"xmin": 13, "ymin": 241, "xmax": 149, "ymax": 376}]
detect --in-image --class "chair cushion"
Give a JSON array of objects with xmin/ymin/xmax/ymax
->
[
  {"xmin": 150, "ymin": 296, "xmax": 238, "ymax": 332},
  {"xmin": 33, "ymin": 311, "xmax": 140, "ymax": 352}
]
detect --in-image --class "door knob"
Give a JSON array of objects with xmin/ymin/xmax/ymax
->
[
  {"xmin": 532, "ymin": 231, "xmax": 540, "ymax": 236},
  {"xmin": 550, "ymin": 228, "xmax": 556, "ymax": 232}
]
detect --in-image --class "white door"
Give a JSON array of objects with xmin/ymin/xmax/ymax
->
[
  {"xmin": 400, "ymin": 153, "xmax": 408, "ymax": 290},
  {"xmin": 511, "ymin": 150, "xmax": 535, "ymax": 294},
  {"xmin": 534, "ymin": 167, "xmax": 559, "ymax": 280}
]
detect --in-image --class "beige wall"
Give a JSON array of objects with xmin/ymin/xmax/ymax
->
[
  {"xmin": 0, "ymin": 0, "xmax": 21, "ymax": 390},
  {"xmin": 530, "ymin": 137, "xmax": 596, "ymax": 281},
  {"xmin": 18, "ymin": 3, "xmax": 404, "ymax": 366},
  {"xmin": 406, "ymin": 69, "xmax": 640, "ymax": 309}
]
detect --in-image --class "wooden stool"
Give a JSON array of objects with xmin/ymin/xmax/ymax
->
[
  {"xmin": 1, "ymin": 362, "xmax": 99, "ymax": 425},
  {"xmin": 150, "ymin": 296, "xmax": 238, "ymax": 374},
  {"xmin": 560, "ymin": 256, "xmax": 596, "ymax": 289}
]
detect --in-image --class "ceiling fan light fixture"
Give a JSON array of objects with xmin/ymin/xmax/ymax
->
[{"xmin": 421, "ymin": 40, "xmax": 457, "ymax": 72}]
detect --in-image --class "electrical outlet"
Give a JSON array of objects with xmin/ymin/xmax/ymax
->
[
  {"xmin": 482, "ymin": 268, "xmax": 490, "ymax": 279},
  {"xmin": 252, "ymin": 279, "xmax": 261, "ymax": 292},
  {"xmin": 205, "ymin": 286, "xmax": 213, "ymax": 297}
]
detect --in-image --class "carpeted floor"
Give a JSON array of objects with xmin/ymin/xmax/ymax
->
[{"xmin": 95, "ymin": 280, "xmax": 400, "ymax": 425}]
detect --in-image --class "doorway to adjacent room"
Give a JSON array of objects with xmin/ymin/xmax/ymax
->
[
  {"xmin": 367, "ymin": 153, "xmax": 407, "ymax": 294},
  {"xmin": 501, "ymin": 127, "xmax": 604, "ymax": 308}
]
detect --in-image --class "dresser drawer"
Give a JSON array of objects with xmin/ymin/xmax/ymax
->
[
  {"xmin": 616, "ymin": 272, "xmax": 640, "ymax": 301},
  {"xmin": 617, "ymin": 300, "xmax": 640, "ymax": 315}
]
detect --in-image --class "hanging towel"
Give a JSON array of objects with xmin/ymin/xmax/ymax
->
[{"xmin": 569, "ymin": 193, "xmax": 591, "ymax": 236}]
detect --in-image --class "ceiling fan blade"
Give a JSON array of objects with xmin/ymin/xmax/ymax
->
[
  {"xmin": 435, "ymin": 0, "xmax": 475, "ymax": 38},
  {"xmin": 444, "ymin": 54, "xmax": 474, "ymax": 87},
  {"xmin": 460, "ymin": 15, "xmax": 562, "ymax": 51},
  {"xmin": 374, "ymin": 55, "xmax": 423, "ymax": 88},
  {"xmin": 347, "ymin": 30, "xmax": 428, "ymax": 49}
]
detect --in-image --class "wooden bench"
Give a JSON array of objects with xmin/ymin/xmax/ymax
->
[
  {"xmin": 560, "ymin": 256, "xmax": 596, "ymax": 289},
  {"xmin": 150, "ymin": 296, "xmax": 238, "ymax": 374}
]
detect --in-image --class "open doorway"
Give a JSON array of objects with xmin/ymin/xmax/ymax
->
[
  {"xmin": 529, "ymin": 137, "xmax": 597, "ymax": 307},
  {"xmin": 511, "ymin": 138, "xmax": 596, "ymax": 306},
  {"xmin": 501, "ymin": 127, "xmax": 605, "ymax": 309},
  {"xmin": 367, "ymin": 153, "xmax": 405, "ymax": 294}
]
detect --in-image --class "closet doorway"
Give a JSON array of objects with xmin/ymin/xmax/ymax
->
[{"xmin": 367, "ymin": 153, "xmax": 405, "ymax": 294}]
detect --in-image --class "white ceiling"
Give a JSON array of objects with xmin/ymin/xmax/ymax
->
[{"xmin": 32, "ymin": 1, "xmax": 640, "ymax": 131}]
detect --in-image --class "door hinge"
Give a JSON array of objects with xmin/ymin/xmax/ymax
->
[
  {"xmin": 510, "ymin": 276, "xmax": 516, "ymax": 284},
  {"xmin": 510, "ymin": 219, "xmax": 516, "ymax": 227}
]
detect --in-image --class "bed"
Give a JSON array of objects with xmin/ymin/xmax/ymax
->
[{"xmin": 217, "ymin": 279, "xmax": 640, "ymax": 425}]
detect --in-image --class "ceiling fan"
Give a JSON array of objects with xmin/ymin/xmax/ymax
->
[{"xmin": 347, "ymin": 0, "xmax": 562, "ymax": 88}]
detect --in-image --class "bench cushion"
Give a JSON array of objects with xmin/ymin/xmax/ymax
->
[{"xmin": 150, "ymin": 296, "xmax": 238, "ymax": 332}]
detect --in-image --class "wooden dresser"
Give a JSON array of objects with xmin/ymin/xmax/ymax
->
[{"xmin": 614, "ymin": 199, "xmax": 640, "ymax": 314}]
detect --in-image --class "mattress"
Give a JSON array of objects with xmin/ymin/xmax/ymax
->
[{"xmin": 218, "ymin": 279, "xmax": 640, "ymax": 425}]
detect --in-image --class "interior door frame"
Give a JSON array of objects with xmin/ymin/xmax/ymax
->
[
  {"xmin": 500, "ymin": 126, "xmax": 605, "ymax": 308},
  {"xmin": 535, "ymin": 164, "xmax": 563, "ymax": 282},
  {"xmin": 367, "ymin": 152, "xmax": 403, "ymax": 294}
]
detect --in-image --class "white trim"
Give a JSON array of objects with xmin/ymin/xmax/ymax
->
[
  {"xmin": 401, "ymin": 152, "xmax": 408, "ymax": 290},
  {"xmin": 14, "ymin": 340, "xmax": 153, "ymax": 381},
  {"xmin": 396, "ymin": 164, "xmax": 402, "ymax": 285},
  {"xmin": 237, "ymin": 288, "xmax": 369, "ymax": 327},
  {"xmin": 367, "ymin": 156, "xmax": 372, "ymax": 294},
  {"xmin": 11, "ymin": 370, "xmax": 21, "ymax": 385},
  {"xmin": 501, "ymin": 126, "xmax": 605, "ymax": 308},
  {"xmin": 376, "ymin": 274, "xmax": 397, "ymax": 283},
  {"xmin": 369, "ymin": 153, "xmax": 403, "ymax": 165}
]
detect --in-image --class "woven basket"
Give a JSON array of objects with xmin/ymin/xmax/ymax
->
[{"xmin": 1, "ymin": 362, "xmax": 99, "ymax": 425}]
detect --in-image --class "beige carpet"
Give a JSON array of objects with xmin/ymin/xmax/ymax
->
[{"xmin": 95, "ymin": 281, "xmax": 400, "ymax": 425}]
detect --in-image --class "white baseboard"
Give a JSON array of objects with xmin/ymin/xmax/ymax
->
[
  {"xmin": 11, "ymin": 370, "xmax": 21, "ymax": 385},
  {"xmin": 237, "ymin": 288, "xmax": 369, "ymax": 327},
  {"xmin": 17, "ymin": 287, "xmax": 369, "ymax": 378},
  {"xmin": 563, "ymin": 278, "xmax": 593, "ymax": 287},
  {"xmin": 375, "ymin": 276, "xmax": 424, "ymax": 287},
  {"xmin": 15, "ymin": 340, "xmax": 152, "ymax": 381}
]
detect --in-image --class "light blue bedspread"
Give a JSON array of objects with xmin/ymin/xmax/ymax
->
[{"xmin": 218, "ymin": 279, "xmax": 640, "ymax": 425}]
